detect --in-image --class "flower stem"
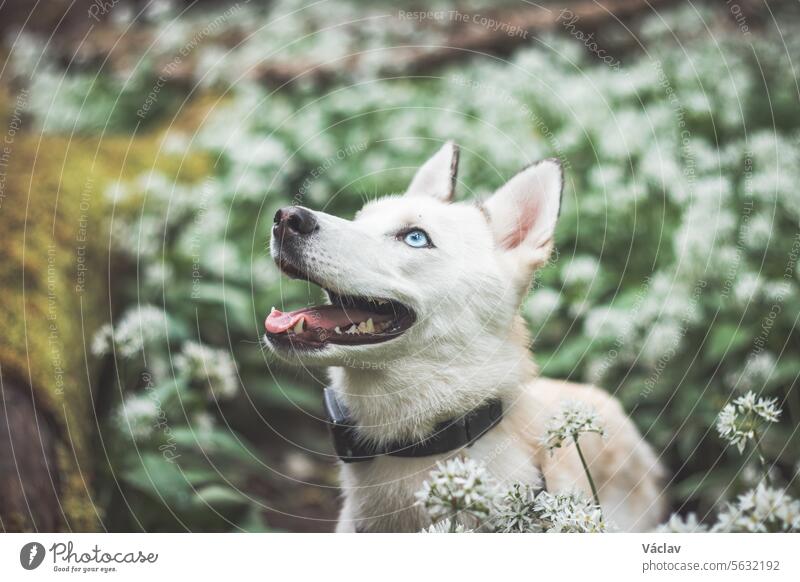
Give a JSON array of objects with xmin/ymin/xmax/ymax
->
[
  {"xmin": 752, "ymin": 429, "xmax": 773, "ymax": 485},
  {"xmin": 574, "ymin": 436, "xmax": 602, "ymax": 509}
]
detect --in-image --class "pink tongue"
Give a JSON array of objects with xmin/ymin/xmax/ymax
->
[
  {"xmin": 265, "ymin": 308, "xmax": 305, "ymax": 334},
  {"xmin": 265, "ymin": 305, "xmax": 388, "ymax": 334}
]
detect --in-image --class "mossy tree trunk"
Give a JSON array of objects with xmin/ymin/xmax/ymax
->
[{"xmin": 0, "ymin": 132, "xmax": 109, "ymax": 531}]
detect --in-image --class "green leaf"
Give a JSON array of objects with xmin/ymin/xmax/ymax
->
[
  {"xmin": 170, "ymin": 427, "xmax": 266, "ymax": 471},
  {"xmin": 243, "ymin": 374, "xmax": 322, "ymax": 411},
  {"xmin": 707, "ymin": 323, "xmax": 750, "ymax": 361},
  {"xmin": 121, "ymin": 453, "xmax": 194, "ymax": 508},
  {"xmin": 189, "ymin": 282, "xmax": 255, "ymax": 331},
  {"xmin": 192, "ymin": 485, "xmax": 249, "ymax": 511}
]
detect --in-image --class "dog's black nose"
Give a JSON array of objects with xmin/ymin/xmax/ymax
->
[{"xmin": 273, "ymin": 206, "xmax": 318, "ymax": 237}]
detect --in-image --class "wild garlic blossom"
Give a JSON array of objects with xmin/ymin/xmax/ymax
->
[
  {"xmin": 416, "ymin": 457, "xmax": 498, "ymax": 530},
  {"xmin": 542, "ymin": 401, "xmax": 606, "ymax": 508},
  {"xmin": 175, "ymin": 341, "xmax": 239, "ymax": 399},
  {"xmin": 561, "ymin": 256, "xmax": 601, "ymax": 288},
  {"xmin": 421, "ymin": 519, "xmax": 472, "ymax": 533},
  {"xmin": 491, "ymin": 484, "xmax": 543, "ymax": 533},
  {"xmin": 539, "ymin": 493, "xmax": 607, "ymax": 533},
  {"xmin": 91, "ymin": 305, "xmax": 168, "ymax": 359},
  {"xmin": 542, "ymin": 401, "xmax": 605, "ymax": 452},
  {"xmin": 115, "ymin": 394, "xmax": 159, "ymax": 440},
  {"xmin": 656, "ymin": 513, "xmax": 709, "ymax": 533},
  {"xmin": 712, "ymin": 483, "xmax": 800, "ymax": 533},
  {"xmin": 529, "ymin": 490, "xmax": 608, "ymax": 533},
  {"xmin": 488, "ymin": 484, "xmax": 608, "ymax": 533},
  {"xmin": 716, "ymin": 391, "xmax": 781, "ymax": 453}
]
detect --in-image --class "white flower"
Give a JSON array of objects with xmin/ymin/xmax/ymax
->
[
  {"xmin": 716, "ymin": 391, "xmax": 781, "ymax": 453},
  {"xmin": 561, "ymin": 256, "xmax": 600, "ymax": 288},
  {"xmin": 640, "ymin": 321, "xmax": 683, "ymax": 365},
  {"xmin": 762, "ymin": 280, "xmax": 792, "ymax": 303},
  {"xmin": 115, "ymin": 395, "xmax": 158, "ymax": 440},
  {"xmin": 729, "ymin": 352, "xmax": 777, "ymax": 392},
  {"xmin": 531, "ymin": 490, "xmax": 608, "ymax": 533},
  {"xmin": 490, "ymin": 484, "xmax": 608, "ymax": 533},
  {"xmin": 524, "ymin": 288, "xmax": 561, "ymax": 324},
  {"xmin": 143, "ymin": 261, "xmax": 175, "ymax": 289},
  {"xmin": 733, "ymin": 273, "xmax": 762, "ymax": 305},
  {"xmin": 91, "ymin": 324, "xmax": 114, "ymax": 357},
  {"xmin": 175, "ymin": 341, "xmax": 239, "ymax": 399},
  {"xmin": 416, "ymin": 457, "xmax": 498, "ymax": 528},
  {"xmin": 742, "ymin": 213, "xmax": 774, "ymax": 250},
  {"xmin": 542, "ymin": 401, "xmax": 605, "ymax": 452},
  {"xmin": 583, "ymin": 306, "xmax": 633, "ymax": 343},
  {"xmin": 193, "ymin": 411, "xmax": 216, "ymax": 435},
  {"xmin": 421, "ymin": 519, "xmax": 472, "ymax": 533},
  {"xmin": 161, "ymin": 132, "xmax": 190, "ymax": 155},
  {"xmin": 91, "ymin": 306, "xmax": 168, "ymax": 359},
  {"xmin": 717, "ymin": 404, "xmax": 749, "ymax": 453},
  {"xmin": 656, "ymin": 513, "xmax": 709, "ymax": 533},
  {"xmin": 109, "ymin": 215, "xmax": 164, "ymax": 259},
  {"xmin": 491, "ymin": 484, "xmax": 544, "ymax": 533},
  {"xmin": 104, "ymin": 181, "xmax": 130, "ymax": 204},
  {"xmin": 712, "ymin": 483, "xmax": 800, "ymax": 532}
]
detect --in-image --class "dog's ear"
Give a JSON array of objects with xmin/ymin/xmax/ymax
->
[
  {"xmin": 484, "ymin": 158, "xmax": 562, "ymax": 269},
  {"xmin": 405, "ymin": 141, "xmax": 459, "ymax": 202}
]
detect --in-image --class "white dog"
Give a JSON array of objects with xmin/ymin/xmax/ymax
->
[{"xmin": 265, "ymin": 142, "xmax": 664, "ymax": 532}]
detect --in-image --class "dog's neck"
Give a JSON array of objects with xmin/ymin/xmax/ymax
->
[{"xmin": 328, "ymin": 330, "xmax": 536, "ymax": 446}]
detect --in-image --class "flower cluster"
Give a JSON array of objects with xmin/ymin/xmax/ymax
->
[
  {"xmin": 490, "ymin": 484, "xmax": 608, "ymax": 533},
  {"xmin": 655, "ymin": 513, "xmax": 709, "ymax": 533},
  {"xmin": 417, "ymin": 473, "xmax": 608, "ymax": 534},
  {"xmin": 490, "ymin": 483, "xmax": 542, "ymax": 532},
  {"xmin": 541, "ymin": 401, "xmax": 605, "ymax": 452},
  {"xmin": 115, "ymin": 394, "xmax": 159, "ymax": 440},
  {"xmin": 712, "ymin": 483, "xmax": 800, "ymax": 533},
  {"xmin": 422, "ymin": 519, "xmax": 473, "ymax": 533},
  {"xmin": 91, "ymin": 305, "xmax": 168, "ymax": 359},
  {"xmin": 415, "ymin": 457, "xmax": 498, "ymax": 530},
  {"xmin": 716, "ymin": 391, "xmax": 781, "ymax": 453},
  {"xmin": 533, "ymin": 490, "xmax": 608, "ymax": 533},
  {"xmin": 174, "ymin": 341, "xmax": 239, "ymax": 400},
  {"xmin": 659, "ymin": 393, "xmax": 790, "ymax": 532}
]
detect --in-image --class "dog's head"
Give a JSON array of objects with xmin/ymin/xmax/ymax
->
[{"xmin": 265, "ymin": 142, "xmax": 562, "ymax": 367}]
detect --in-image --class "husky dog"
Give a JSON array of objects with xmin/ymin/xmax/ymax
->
[{"xmin": 265, "ymin": 142, "xmax": 664, "ymax": 532}]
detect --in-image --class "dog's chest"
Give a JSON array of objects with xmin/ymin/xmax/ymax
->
[{"xmin": 337, "ymin": 427, "xmax": 542, "ymax": 532}]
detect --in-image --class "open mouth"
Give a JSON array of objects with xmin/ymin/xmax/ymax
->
[{"xmin": 265, "ymin": 261, "xmax": 416, "ymax": 349}]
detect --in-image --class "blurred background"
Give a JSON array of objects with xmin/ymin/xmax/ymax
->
[{"xmin": 1, "ymin": 0, "xmax": 799, "ymax": 532}]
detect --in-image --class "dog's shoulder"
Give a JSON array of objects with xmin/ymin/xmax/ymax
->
[{"xmin": 524, "ymin": 376, "xmax": 626, "ymax": 417}]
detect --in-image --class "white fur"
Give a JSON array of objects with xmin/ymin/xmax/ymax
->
[{"xmin": 267, "ymin": 143, "xmax": 665, "ymax": 532}]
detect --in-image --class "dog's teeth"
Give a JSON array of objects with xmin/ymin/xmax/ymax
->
[
  {"xmin": 377, "ymin": 299, "xmax": 388, "ymax": 305},
  {"xmin": 294, "ymin": 319, "xmax": 304, "ymax": 334},
  {"xmin": 357, "ymin": 321, "xmax": 367, "ymax": 333},
  {"xmin": 346, "ymin": 324, "xmax": 358, "ymax": 335},
  {"xmin": 334, "ymin": 326, "xmax": 342, "ymax": 334},
  {"xmin": 365, "ymin": 318, "xmax": 374, "ymax": 333}
]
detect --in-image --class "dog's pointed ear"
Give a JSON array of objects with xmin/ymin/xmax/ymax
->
[
  {"xmin": 405, "ymin": 141, "xmax": 459, "ymax": 202},
  {"xmin": 484, "ymin": 158, "xmax": 562, "ymax": 268}
]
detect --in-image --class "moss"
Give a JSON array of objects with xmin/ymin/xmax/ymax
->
[{"xmin": 0, "ymin": 100, "xmax": 211, "ymax": 529}]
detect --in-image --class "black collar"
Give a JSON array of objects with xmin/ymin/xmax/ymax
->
[{"xmin": 323, "ymin": 388, "xmax": 504, "ymax": 463}]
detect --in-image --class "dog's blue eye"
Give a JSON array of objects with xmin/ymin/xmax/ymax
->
[{"xmin": 403, "ymin": 229, "xmax": 430, "ymax": 248}]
